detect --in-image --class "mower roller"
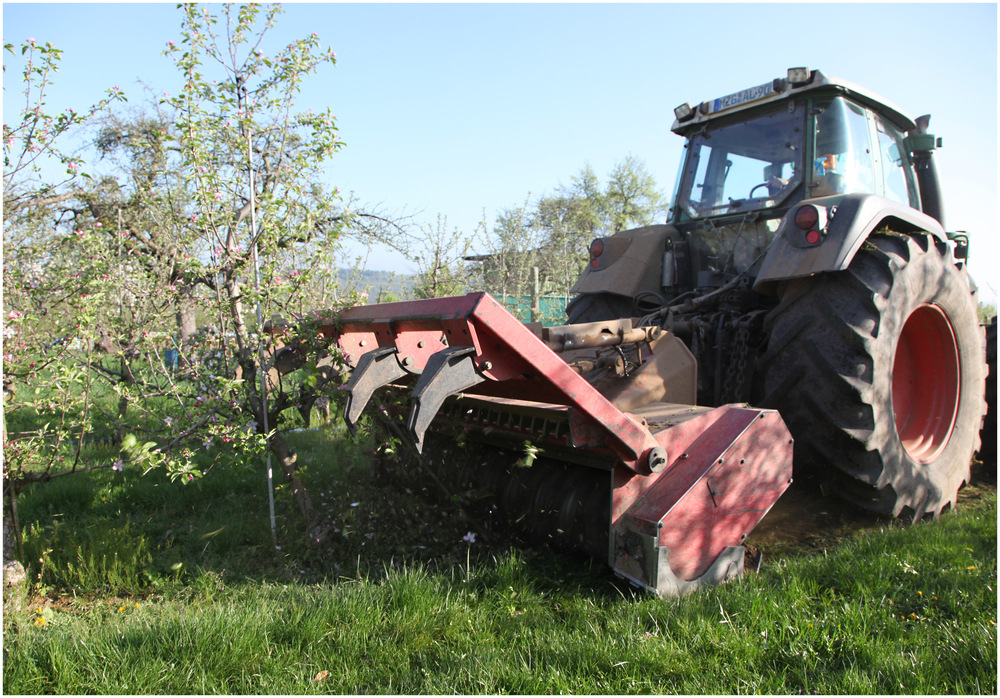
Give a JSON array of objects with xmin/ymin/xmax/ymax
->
[{"xmin": 309, "ymin": 68, "xmax": 989, "ymax": 596}]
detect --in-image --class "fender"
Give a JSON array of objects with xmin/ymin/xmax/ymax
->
[
  {"xmin": 570, "ymin": 224, "xmax": 677, "ymax": 298},
  {"xmin": 753, "ymin": 193, "xmax": 947, "ymax": 293}
]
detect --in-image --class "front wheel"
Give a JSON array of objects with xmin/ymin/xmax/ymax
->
[{"xmin": 757, "ymin": 233, "xmax": 987, "ymax": 519}]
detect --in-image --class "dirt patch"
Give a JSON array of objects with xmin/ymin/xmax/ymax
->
[{"xmin": 747, "ymin": 470, "xmax": 996, "ymax": 560}]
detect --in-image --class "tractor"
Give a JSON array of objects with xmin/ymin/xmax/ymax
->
[{"xmin": 310, "ymin": 68, "xmax": 989, "ymax": 597}]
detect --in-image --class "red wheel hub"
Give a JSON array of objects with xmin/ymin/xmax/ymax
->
[{"xmin": 892, "ymin": 303, "xmax": 961, "ymax": 463}]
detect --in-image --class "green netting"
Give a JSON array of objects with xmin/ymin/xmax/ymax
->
[{"xmin": 495, "ymin": 294, "xmax": 572, "ymax": 326}]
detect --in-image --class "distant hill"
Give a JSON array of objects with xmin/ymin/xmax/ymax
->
[{"xmin": 334, "ymin": 268, "xmax": 414, "ymax": 302}]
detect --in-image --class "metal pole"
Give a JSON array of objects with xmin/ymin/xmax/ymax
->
[{"xmin": 242, "ymin": 82, "xmax": 278, "ymax": 547}]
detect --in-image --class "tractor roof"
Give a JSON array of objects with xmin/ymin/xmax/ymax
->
[{"xmin": 671, "ymin": 68, "xmax": 917, "ymax": 135}]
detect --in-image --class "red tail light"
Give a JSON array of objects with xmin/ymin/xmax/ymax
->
[
  {"xmin": 792, "ymin": 204, "xmax": 827, "ymax": 247},
  {"xmin": 795, "ymin": 205, "xmax": 819, "ymax": 230}
]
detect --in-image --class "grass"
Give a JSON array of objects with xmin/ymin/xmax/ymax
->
[{"xmin": 4, "ymin": 426, "xmax": 997, "ymax": 694}]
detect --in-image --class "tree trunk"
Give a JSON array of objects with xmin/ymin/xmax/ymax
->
[
  {"xmin": 3, "ymin": 479, "xmax": 26, "ymax": 595},
  {"xmin": 225, "ymin": 273, "xmax": 331, "ymax": 546},
  {"xmin": 269, "ymin": 431, "xmax": 331, "ymax": 545},
  {"xmin": 115, "ymin": 356, "xmax": 138, "ymax": 444},
  {"xmin": 176, "ymin": 288, "xmax": 198, "ymax": 342}
]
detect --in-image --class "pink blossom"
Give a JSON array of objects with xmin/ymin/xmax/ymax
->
[{"xmin": 26, "ymin": 37, "xmax": 36, "ymax": 45}]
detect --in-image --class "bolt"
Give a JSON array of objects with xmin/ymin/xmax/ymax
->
[
  {"xmin": 402, "ymin": 355, "xmax": 413, "ymax": 367},
  {"xmin": 359, "ymin": 340, "xmax": 366, "ymax": 347},
  {"xmin": 417, "ymin": 340, "xmax": 425, "ymax": 348}
]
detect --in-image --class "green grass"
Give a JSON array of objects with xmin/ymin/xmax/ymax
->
[{"xmin": 4, "ymin": 429, "xmax": 996, "ymax": 694}]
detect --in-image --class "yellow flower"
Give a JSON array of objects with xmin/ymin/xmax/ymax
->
[
  {"xmin": 34, "ymin": 616, "xmax": 46, "ymax": 627},
  {"xmin": 118, "ymin": 606, "xmax": 125, "ymax": 613}
]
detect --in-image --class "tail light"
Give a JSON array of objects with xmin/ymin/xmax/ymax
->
[
  {"xmin": 791, "ymin": 204, "xmax": 828, "ymax": 248},
  {"xmin": 590, "ymin": 239, "xmax": 605, "ymax": 268}
]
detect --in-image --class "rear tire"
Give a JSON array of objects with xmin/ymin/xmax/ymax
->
[
  {"xmin": 978, "ymin": 316, "xmax": 996, "ymax": 472},
  {"xmin": 758, "ymin": 232, "xmax": 987, "ymax": 519}
]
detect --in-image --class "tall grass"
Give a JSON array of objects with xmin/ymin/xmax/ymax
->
[{"xmin": 4, "ymin": 426, "xmax": 996, "ymax": 694}]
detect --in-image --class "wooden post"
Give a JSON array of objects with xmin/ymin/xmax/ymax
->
[{"xmin": 531, "ymin": 266, "xmax": 540, "ymax": 323}]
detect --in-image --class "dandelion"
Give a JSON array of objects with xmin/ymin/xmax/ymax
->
[{"xmin": 34, "ymin": 616, "xmax": 46, "ymax": 627}]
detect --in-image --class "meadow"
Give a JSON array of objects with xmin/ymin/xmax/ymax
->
[{"xmin": 3, "ymin": 423, "xmax": 996, "ymax": 694}]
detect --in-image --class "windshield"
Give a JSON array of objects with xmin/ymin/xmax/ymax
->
[{"xmin": 673, "ymin": 104, "xmax": 805, "ymax": 220}]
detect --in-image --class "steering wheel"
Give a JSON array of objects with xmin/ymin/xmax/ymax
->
[{"xmin": 749, "ymin": 182, "xmax": 770, "ymax": 198}]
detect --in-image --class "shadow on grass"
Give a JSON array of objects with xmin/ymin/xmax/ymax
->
[
  {"xmin": 13, "ymin": 423, "xmax": 638, "ymax": 603},
  {"xmin": 13, "ymin": 419, "xmax": 997, "ymax": 611}
]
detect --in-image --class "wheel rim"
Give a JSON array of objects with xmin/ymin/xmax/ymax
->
[{"xmin": 892, "ymin": 303, "xmax": 961, "ymax": 463}]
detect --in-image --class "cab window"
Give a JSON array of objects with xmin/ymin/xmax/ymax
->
[
  {"xmin": 875, "ymin": 116, "xmax": 920, "ymax": 208},
  {"xmin": 811, "ymin": 97, "xmax": 876, "ymax": 197}
]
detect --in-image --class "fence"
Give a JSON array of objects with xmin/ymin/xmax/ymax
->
[{"xmin": 495, "ymin": 294, "xmax": 572, "ymax": 326}]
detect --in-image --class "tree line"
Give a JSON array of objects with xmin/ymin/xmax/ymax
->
[{"xmin": 2, "ymin": 3, "xmax": 668, "ymax": 547}]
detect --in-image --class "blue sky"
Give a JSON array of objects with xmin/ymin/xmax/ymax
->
[{"xmin": 4, "ymin": 2, "xmax": 997, "ymax": 302}]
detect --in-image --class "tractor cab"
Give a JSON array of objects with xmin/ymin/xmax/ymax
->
[{"xmin": 664, "ymin": 68, "xmax": 925, "ymax": 288}]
